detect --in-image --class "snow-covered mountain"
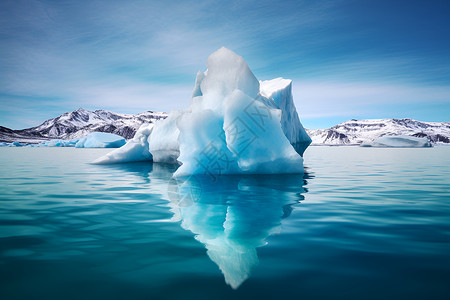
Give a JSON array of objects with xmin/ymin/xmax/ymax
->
[
  {"xmin": 2, "ymin": 110, "xmax": 448, "ymax": 147},
  {"xmin": 0, "ymin": 108, "xmax": 167, "ymax": 143},
  {"xmin": 307, "ymin": 118, "xmax": 450, "ymax": 145}
]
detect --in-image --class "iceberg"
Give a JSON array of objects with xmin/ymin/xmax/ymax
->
[
  {"xmin": 93, "ymin": 124, "xmax": 153, "ymax": 163},
  {"xmin": 40, "ymin": 139, "xmax": 79, "ymax": 147},
  {"xmin": 3, "ymin": 142, "xmax": 25, "ymax": 147},
  {"xmin": 95, "ymin": 47, "xmax": 311, "ymax": 175},
  {"xmin": 75, "ymin": 132, "xmax": 126, "ymax": 148},
  {"xmin": 31, "ymin": 132, "xmax": 126, "ymax": 148},
  {"xmin": 148, "ymin": 111, "xmax": 182, "ymax": 164},
  {"xmin": 259, "ymin": 78, "xmax": 311, "ymax": 156},
  {"xmin": 360, "ymin": 135, "xmax": 432, "ymax": 148}
]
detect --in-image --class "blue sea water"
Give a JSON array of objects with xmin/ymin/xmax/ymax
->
[{"xmin": 1, "ymin": 146, "xmax": 449, "ymax": 299}]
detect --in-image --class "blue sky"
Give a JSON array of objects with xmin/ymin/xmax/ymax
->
[{"xmin": 1, "ymin": 0, "xmax": 449, "ymax": 129}]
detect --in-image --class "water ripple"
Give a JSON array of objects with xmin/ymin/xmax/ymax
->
[{"xmin": 0, "ymin": 147, "xmax": 449, "ymax": 299}]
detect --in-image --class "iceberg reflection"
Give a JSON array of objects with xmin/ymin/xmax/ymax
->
[{"xmin": 167, "ymin": 173, "xmax": 310, "ymax": 289}]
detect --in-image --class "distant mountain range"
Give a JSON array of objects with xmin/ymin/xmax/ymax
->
[
  {"xmin": 1, "ymin": 109, "xmax": 449, "ymax": 145},
  {"xmin": 0, "ymin": 108, "xmax": 167, "ymax": 143},
  {"xmin": 307, "ymin": 118, "xmax": 450, "ymax": 145}
]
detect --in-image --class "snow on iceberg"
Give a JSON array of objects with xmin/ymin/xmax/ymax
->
[
  {"xmin": 75, "ymin": 132, "xmax": 126, "ymax": 148},
  {"xmin": 95, "ymin": 47, "xmax": 311, "ymax": 176},
  {"xmin": 360, "ymin": 135, "xmax": 432, "ymax": 148}
]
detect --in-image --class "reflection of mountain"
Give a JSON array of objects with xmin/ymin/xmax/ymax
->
[{"xmin": 167, "ymin": 174, "xmax": 310, "ymax": 289}]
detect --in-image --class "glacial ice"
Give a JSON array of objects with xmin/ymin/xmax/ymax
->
[
  {"xmin": 95, "ymin": 47, "xmax": 311, "ymax": 175},
  {"xmin": 148, "ymin": 111, "xmax": 182, "ymax": 164},
  {"xmin": 75, "ymin": 132, "xmax": 126, "ymax": 148},
  {"xmin": 260, "ymin": 78, "xmax": 311, "ymax": 156},
  {"xmin": 40, "ymin": 139, "xmax": 79, "ymax": 147},
  {"xmin": 360, "ymin": 135, "xmax": 432, "ymax": 148},
  {"xmin": 0, "ymin": 142, "xmax": 25, "ymax": 147},
  {"xmin": 93, "ymin": 124, "xmax": 153, "ymax": 163},
  {"xmin": 31, "ymin": 132, "xmax": 126, "ymax": 148}
]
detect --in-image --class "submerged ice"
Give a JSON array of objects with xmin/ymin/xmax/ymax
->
[
  {"xmin": 95, "ymin": 47, "xmax": 311, "ymax": 175},
  {"xmin": 167, "ymin": 174, "xmax": 306, "ymax": 289}
]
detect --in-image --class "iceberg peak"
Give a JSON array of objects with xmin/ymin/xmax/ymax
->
[{"xmin": 200, "ymin": 47, "xmax": 260, "ymax": 99}]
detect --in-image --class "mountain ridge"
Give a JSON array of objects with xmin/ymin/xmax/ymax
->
[
  {"xmin": 1, "ymin": 110, "xmax": 449, "ymax": 145},
  {"xmin": 307, "ymin": 118, "xmax": 450, "ymax": 145},
  {"xmin": 0, "ymin": 108, "xmax": 168, "ymax": 143}
]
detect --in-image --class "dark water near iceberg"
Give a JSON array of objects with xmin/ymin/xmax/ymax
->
[{"xmin": 1, "ymin": 147, "xmax": 450, "ymax": 300}]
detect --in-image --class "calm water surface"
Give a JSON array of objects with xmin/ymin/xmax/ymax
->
[{"xmin": 1, "ymin": 147, "xmax": 449, "ymax": 299}]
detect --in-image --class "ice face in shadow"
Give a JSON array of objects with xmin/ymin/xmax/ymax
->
[
  {"xmin": 167, "ymin": 173, "xmax": 309, "ymax": 289},
  {"xmin": 260, "ymin": 78, "xmax": 311, "ymax": 156}
]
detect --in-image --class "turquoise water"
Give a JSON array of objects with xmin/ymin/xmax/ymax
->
[{"xmin": 1, "ymin": 147, "xmax": 450, "ymax": 299}]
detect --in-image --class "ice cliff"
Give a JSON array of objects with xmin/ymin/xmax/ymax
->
[{"xmin": 95, "ymin": 47, "xmax": 311, "ymax": 176}]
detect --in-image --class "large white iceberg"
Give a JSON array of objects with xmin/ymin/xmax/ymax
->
[
  {"xmin": 95, "ymin": 47, "xmax": 311, "ymax": 176},
  {"xmin": 360, "ymin": 135, "xmax": 432, "ymax": 148}
]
